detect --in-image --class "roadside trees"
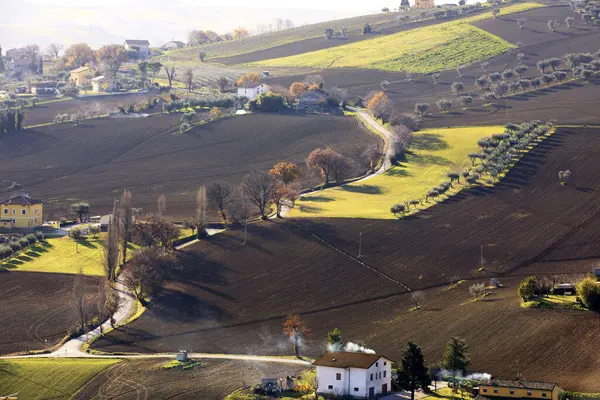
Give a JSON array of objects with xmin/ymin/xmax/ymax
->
[
  {"xmin": 391, "ymin": 203, "xmax": 407, "ymax": 217},
  {"xmin": 120, "ymin": 189, "xmax": 133, "ymax": 263},
  {"xmin": 123, "ymin": 247, "xmax": 178, "ymax": 304},
  {"xmin": 271, "ymin": 184, "xmax": 299, "ymax": 217},
  {"xmin": 307, "ymin": 147, "xmax": 337, "ymax": 185},
  {"xmin": 397, "ymin": 341, "xmax": 431, "ymax": 400},
  {"xmin": 207, "ymin": 182, "xmax": 232, "ymax": 221},
  {"xmin": 132, "ymin": 215, "xmax": 180, "ymax": 251},
  {"xmin": 242, "ymin": 170, "xmax": 278, "ymax": 219},
  {"xmin": 367, "ymin": 91, "xmax": 393, "ymax": 122},
  {"xmin": 518, "ymin": 276, "xmax": 537, "ymax": 301},
  {"xmin": 269, "ymin": 162, "xmax": 300, "ymax": 185}
]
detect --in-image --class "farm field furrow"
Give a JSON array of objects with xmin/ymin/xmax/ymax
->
[
  {"xmin": 0, "ymin": 272, "xmax": 102, "ymax": 354},
  {"xmin": 0, "ymin": 113, "xmax": 378, "ymax": 218}
]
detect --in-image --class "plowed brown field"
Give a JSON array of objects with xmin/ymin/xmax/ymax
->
[
  {"xmin": 0, "ymin": 271, "xmax": 101, "ymax": 354},
  {"xmin": 1, "ymin": 113, "xmax": 377, "ymax": 218}
]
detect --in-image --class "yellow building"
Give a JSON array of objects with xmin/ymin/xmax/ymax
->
[
  {"xmin": 478, "ymin": 379, "xmax": 561, "ymax": 400},
  {"xmin": 414, "ymin": 0, "xmax": 435, "ymax": 8},
  {"xmin": 0, "ymin": 195, "xmax": 43, "ymax": 229},
  {"xmin": 70, "ymin": 66, "xmax": 95, "ymax": 86}
]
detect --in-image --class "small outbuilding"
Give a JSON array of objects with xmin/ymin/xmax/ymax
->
[
  {"xmin": 261, "ymin": 373, "xmax": 295, "ymax": 392},
  {"xmin": 162, "ymin": 41, "xmax": 185, "ymax": 50},
  {"xmin": 553, "ymin": 283, "xmax": 576, "ymax": 295},
  {"xmin": 31, "ymin": 81, "xmax": 57, "ymax": 95},
  {"xmin": 91, "ymin": 76, "xmax": 116, "ymax": 93},
  {"xmin": 124, "ymin": 40, "xmax": 150, "ymax": 57}
]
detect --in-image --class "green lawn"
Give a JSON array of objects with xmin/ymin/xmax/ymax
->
[
  {"xmin": 251, "ymin": 3, "xmax": 543, "ymax": 73},
  {"xmin": 0, "ymin": 233, "xmax": 137, "ymax": 276},
  {"xmin": 0, "ymin": 358, "xmax": 119, "ymax": 400},
  {"xmin": 522, "ymin": 295, "xmax": 586, "ymax": 310},
  {"xmin": 291, "ymin": 126, "xmax": 503, "ymax": 219}
]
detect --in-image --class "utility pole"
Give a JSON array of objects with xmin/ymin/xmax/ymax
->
[
  {"xmin": 358, "ymin": 232, "xmax": 362, "ymax": 258},
  {"xmin": 243, "ymin": 219, "xmax": 248, "ymax": 245}
]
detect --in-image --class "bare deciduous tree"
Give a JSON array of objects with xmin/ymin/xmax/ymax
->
[
  {"xmin": 157, "ymin": 194, "xmax": 167, "ymax": 215},
  {"xmin": 207, "ymin": 182, "xmax": 232, "ymax": 222},
  {"xmin": 133, "ymin": 215, "xmax": 180, "ymax": 251},
  {"xmin": 73, "ymin": 267, "xmax": 87, "ymax": 331},
  {"xmin": 164, "ymin": 66, "xmax": 177, "ymax": 89},
  {"xmin": 242, "ymin": 170, "xmax": 278, "ymax": 218},
  {"xmin": 271, "ymin": 184, "xmax": 299, "ymax": 217},
  {"xmin": 196, "ymin": 185, "xmax": 208, "ymax": 236},
  {"xmin": 411, "ymin": 291, "xmax": 424, "ymax": 309},
  {"xmin": 123, "ymin": 247, "xmax": 178, "ymax": 304},
  {"xmin": 120, "ymin": 189, "xmax": 133, "ymax": 263},
  {"xmin": 104, "ymin": 200, "xmax": 120, "ymax": 282},
  {"xmin": 184, "ymin": 68, "xmax": 194, "ymax": 92},
  {"xmin": 47, "ymin": 43, "xmax": 64, "ymax": 60}
]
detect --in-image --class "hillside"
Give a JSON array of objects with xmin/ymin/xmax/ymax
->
[{"xmin": 251, "ymin": 3, "xmax": 544, "ymax": 73}]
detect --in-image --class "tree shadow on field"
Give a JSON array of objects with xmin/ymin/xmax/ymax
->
[
  {"xmin": 411, "ymin": 134, "xmax": 449, "ymax": 151},
  {"xmin": 76, "ymin": 240, "xmax": 98, "ymax": 249},
  {"xmin": 150, "ymin": 288, "xmax": 232, "ymax": 323},
  {"xmin": 296, "ymin": 204, "xmax": 323, "ymax": 214},
  {"xmin": 301, "ymin": 195, "xmax": 334, "ymax": 202},
  {"xmin": 387, "ymin": 167, "xmax": 410, "ymax": 177},
  {"xmin": 409, "ymin": 153, "xmax": 452, "ymax": 166},
  {"xmin": 341, "ymin": 184, "xmax": 383, "ymax": 195}
]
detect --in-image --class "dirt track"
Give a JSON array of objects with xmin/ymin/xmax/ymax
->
[
  {"xmin": 0, "ymin": 272, "xmax": 101, "ymax": 355},
  {"xmin": 0, "ymin": 113, "xmax": 378, "ymax": 218},
  {"xmin": 92, "ymin": 127, "xmax": 600, "ymax": 391},
  {"xmin": 73, "ymin": 358, "xmax": 306, "ymax": 400}
]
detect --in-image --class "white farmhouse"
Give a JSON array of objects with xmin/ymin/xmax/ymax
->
[
  {"xmin": 314, "ymin": 351, "xmax": 393, "ymax": 399},
  {"xmin": 237, "ymin": 83, "xmax": 271, "ymax": 100},
  {"xmin": 124, "ymin": 40, "xmax": 150, "ymax": 57}
]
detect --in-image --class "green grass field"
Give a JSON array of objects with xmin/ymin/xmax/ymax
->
[
  {"xmin": 291, "ymin": 126, "xmax": 504, "ymax": 219},
  {"xmin": 522, "ymin": 295, "xmax": 586, "ymax": 310},
  {"xmin": 252, "ymin": 3, "xmax": 543, "ymax": 73},
  {"xmin": 0, "ymin": 233, "xmax": 136, "ymax": 276},
  {"xmin": 0, "ymin": 358, "xmax": 119, "ymax": 400}
]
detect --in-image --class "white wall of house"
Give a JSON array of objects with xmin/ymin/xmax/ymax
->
[
  {"xmin": 237, "ymin": 84, "xmax": 271, "ymax": 100},
  {"xmin": 316, "ymin": 358, "xmax": 392, "ymax": 398}
]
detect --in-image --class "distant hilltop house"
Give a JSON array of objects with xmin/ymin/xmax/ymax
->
[
  {"xmin": 414, "ymin": 0, "xmax": 435, "ymax": 8},
  {"xmin": 5, "ymin": 48, "xmax": 34, "ymax": 72},
  {"xmin": 237, "ymin": 83, "xmax": 271, "ymax": 100},
  {"xmin": 124, "ymin": 40, "xmax": 150, "ymax": 57},
  {"xmin": 0, "ymin": 194, "xmax": 43, "ymax": 230},
  {"xmin": 70, "ymin": 66, "xmax": 95, "ymax": 87},
  {"xmin": 476, "ymin": 379, "xmax": 561, "ymax": 400},
  {"xmin": 31, "ymin": 81, "xmax": 57, "ymax": 95},
  {"xmin": 162, "ymin": 41, "xmax": 185, "ymax": 50},
  {"xmin": 91, "ymin": 75, "xmax": 117, "ymax": 93},
  {"xmin": 313, "ymin": 351, "xmax": 393, "ymax": 399}
]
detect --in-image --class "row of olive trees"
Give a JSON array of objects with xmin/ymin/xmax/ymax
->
[
  {"xmin": 0, "ymin": 231, "xmax": 44, "ymax": 260},
  {"xmin": 391, "ymin": 121, "xmax": 550, "ymax": 218}
]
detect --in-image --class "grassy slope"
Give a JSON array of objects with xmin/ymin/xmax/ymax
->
[
  {"xmin": 0, "ymin": 233, "xmax": 136, "ymax": 276},
  {"xmin": 291, "ymin": 126, "xmax": 504, "ymax": 219},
  {"xmin": 0, "ymin": 359, "xmax": 119, "ymax": 400},
  {"xmin": 252, "ymin": 3, "xmax": 543, "ymax": 73}
]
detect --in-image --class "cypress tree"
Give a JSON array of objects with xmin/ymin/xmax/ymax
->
[{"xmin": 397, "ymin": 341, "xmax": 431, "ymax": 400}]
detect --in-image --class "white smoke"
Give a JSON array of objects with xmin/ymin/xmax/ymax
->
[
  {"xmin": 343, "ymin": 342, "xmax": 376, "ymax": 354},
  {"xmin": 327, "ymin": 342, "xmax": 344, "ymax": 352},
  {"xmin": 467, "ymin": 372, "xmax": 492, "ymax": 381},
  {"xmin": 437, "ymin": 369, "xmax": 491, "ymax": 382}
]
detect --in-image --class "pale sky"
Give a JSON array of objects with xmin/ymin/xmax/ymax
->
[{"xmin": 1, "ymin": 0, "xmax": 446, "ymax": 49}]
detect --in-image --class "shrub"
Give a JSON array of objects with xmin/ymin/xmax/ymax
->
[
  {"xmin": 34, "ymin": 231, "xmax": 44, "ymax": 241},
  {"xmin": 249, "ymin": 92, "xmax": 285, "ymax": 112},
  {"xmin": 436, "ymin": 99, "xmax": 452, "ymax": 113},
  {"xmin": 414, "ymin": 103, "xmax": 430, "ymax": 116},
  {"xmin": 518, "ymin": 276, "xmax": 537, "ymax": 301},
  {"xmin": 70, "ymin": 228, "xmax": 84, "ymax": 240},
  {"xmin": 19, "ymin": 237, "xmax": 29, "ymax": 248},
  {"xmin": 0, "ymin": 245, "xmax": 13, "ymax": 259},
  {"xmin": 25, "ymin": 233, "xmax": 37, "ymax": 245},
  {"xmin": 391, "ymin": 203, "xmax": 407, "ymax": 216},
  {"xmin": 577, "ymin": 276, "xmax": 600, "ymax": 310},
  {"xmin": 8, "ymin": 240, "xmax": 21, "ymax": 252},
  {"xmin": 469, "ymin": 282, "xmax": 486, "ymax": 298}
]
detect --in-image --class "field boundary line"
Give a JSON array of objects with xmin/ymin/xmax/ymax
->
[{"xmin": 287, "ymin": 219, "xmax": 411, "ymax": 291}]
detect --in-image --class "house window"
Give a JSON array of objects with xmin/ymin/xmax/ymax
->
[
  {"xmin": 510, "ymin": 389, "xmax": 515, "ymax": 394},
  {"xmin": 384, "ymin": 361, "xmax": 387, "ymax": 366},
  {"xmin": 336, "ymin": 373, "xmax": 341, "ymax": 381},
  {"xmin": 528, "ymin": 391, "xmax": 532, "ymax": 396},
  {"xmin": 542, "ymin": 393, "xmax": 547, "ymax": 397},
  {"xmin": 384, "ymin": 371, "xmax": 387, "ymax": 378},
  {"xmin": 12, "ymin": 209, "xmax": 15, "ymax": 215},
  {"xmin": 371, "ymin": 374, "xmax": 373, "ymax": 381},
  {"xmin": 376, "ymin": 362, "xmax": 379, "ymax": 367},
  {"xmin": 354, "ymin": 388, "xmax": 360, "ymax": 392},
  {"xmin": 494, "ymin": 388, "xmax": 498, "ymax": 393},
  {"xmin": 21, "ymin": 209, "xmax": 26, "ymax": 215},
  {"xmin": 328, "ymin": 385, "xmax": 333, "ymax": 390},
  {"xmin": 3, "ymin": 209, "xmax": 7, "ymax": 214},
  {"xmin": 483, "ymin": 388, "xmax": 488, "ymax": 393}
]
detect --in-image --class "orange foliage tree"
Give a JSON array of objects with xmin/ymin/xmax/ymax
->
[
  {"xmin": 289, "ymin": 82, "xmax": 308, "ymax": 98},
  {"xmin": 270, "ymin": 162, "xmax": 299, "ymax": 185},
  {"xmin": 63, "ymin": 43, "xmax": 96, "ymax": 68},
  {"xmin": 233, "ymin": 27, "xmax": 250, "ymax": 40},
  {"xmin": 366, "ymin": 91, "xmax": 393, "ymax": 122},
  {"xmin": 283, "ymin": 314, "xmax": 312, "ymax": 358},
  {"xmin": 236, "ymin": 72, "xmax": 261, "ymax": 87}
]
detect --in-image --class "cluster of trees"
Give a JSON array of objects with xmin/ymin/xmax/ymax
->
[
  {"xmin": 324, "ymin": 27, "xmax": 348, "ymax": 39},
  {"xmin": 187, "ymin": 30, "xmax": 236, "ymax": 46},
  {"xmin": 518, "ymin": 274, "xmax": 600, "ymax": 310},
  {"xmin": 0, "ymin": 231, "xmax": 44, "ymax": 260},
  {"xmin": 162, "ymin": 93, "xmax": 236, "ymax": 113},
  {"xmin": 0, "ymin": 109, "xmax": 26, "ymax": 134},
  {"xmin": 433, "ymin": 3, "xmax": 483, "ymax": 20},
  {"xmin": 391, "ymin": 121, "xmax": 549, "ymax": 218},
  {"xmin": 577, "ymin": 0, "xmax": 600, "ymax": 25}
]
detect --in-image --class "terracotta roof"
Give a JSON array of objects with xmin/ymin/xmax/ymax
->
[
  {"xmin": 125, "ymin": 40, "xmax": 150, "ymax": 46},
  {"xmin": 313, "ymin": 352, "xmax": 392, "ymax": 369},
  {"xmin": 241, "ymin": 82, "xmax": 269, "ymax": 89},
  {"xmin": 31, "ymin": 81, "xmax": 56, "ymax": 88},
  {"xmin": 488, "ymin": 379, "xmax": 556, "ymax": 391},
  {"xmin": 70, "ymin": 66, "xmax": 93, "ymax": 73},
  {"xmin": 0, "ymin": 195, "xmax": 43, "ymax": 206}
]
